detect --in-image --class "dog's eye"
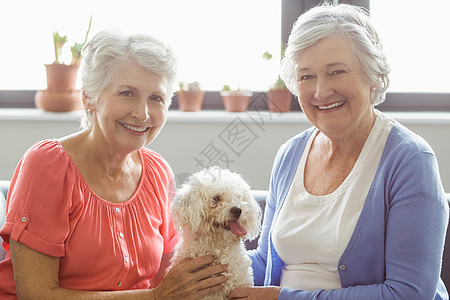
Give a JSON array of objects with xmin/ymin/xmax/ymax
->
[{"xmin": 213, "ymin": 195, "xmax": 221, "ymax": 203}]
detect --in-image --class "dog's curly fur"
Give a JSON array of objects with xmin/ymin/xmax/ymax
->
[{"xmin": 171, "ymin": 166, "xmax": 262, "ymax": 300}]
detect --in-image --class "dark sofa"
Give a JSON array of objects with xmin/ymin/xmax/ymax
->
[{"xmin": 1, "ymin": 180, "xmax": 449, "ymax": 288}]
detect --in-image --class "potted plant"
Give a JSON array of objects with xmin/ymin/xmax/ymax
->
[
  {"xmin": 176, "ymin": 81, "xmax": 204, "ymax": 112},
  {"xmin": 263, "ymin": 49, "xmax": 292, "ymax": 113},
  {"xmin": 267, "ymin": 75, "xmax": 292, "ymax": 113},
  {"xmin": 35, "ymin": 17, "xmax": 92, "ymax": 112},
  {"xmin": 219, "ymin": 85, "xmax": 253, "ymax": 112}
]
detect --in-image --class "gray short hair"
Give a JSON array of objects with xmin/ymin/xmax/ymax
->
[
  {"xmin": 280, "ymin": 4, "xmax": 390, "ymax": 105},
  {"xmin": 80, "ymin": 29, "xmax": 178, "ymax": 129}
]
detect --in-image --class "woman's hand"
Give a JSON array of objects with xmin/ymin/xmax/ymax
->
[
  {"xmin": 155, "ymin": 256, "xmax": 228, "ymax": 300},
  {"xmin": 228, "ymin": 286, "xmax": 282, "ymax": 300}
]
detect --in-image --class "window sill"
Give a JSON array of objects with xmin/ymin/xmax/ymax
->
[{"xmin": 1, "ymin": 108, "xmax": 450, "ymax": 125}]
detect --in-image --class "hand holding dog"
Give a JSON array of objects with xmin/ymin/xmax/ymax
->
[
  {"xmin": 154, "ymin": 256, "xmax": 227, "ymax": 300},
  {"xmin": 228, "ymin": 286, "xmax": 282, "ymax": 299}
]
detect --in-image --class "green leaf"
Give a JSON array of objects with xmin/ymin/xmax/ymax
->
[
  {"xmin": 70, "ymin": 16, "xmax": 93, "ymax": 65},
  {"xmin": 222, "ymin": 85, "xmax": 231, "ymax": 92},
  {"xmin": 271, "ymin": 75, "xmax": 287, "ymax": 90},
  {"xmin": 262, "ymin": 51, "xmax": 273, "ymax": 61},
  {"xmin": 53, "ymin": 31, "xmax": 67, "ymax": 64}
]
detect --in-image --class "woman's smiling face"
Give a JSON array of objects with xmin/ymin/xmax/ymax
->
[
  {"xmin": 88, "ymin": 58, "xmax": 169, "ymax": 152},
  {"xmin": 295, "ymin": 35, "xmax": 376, "ymax": 139}
]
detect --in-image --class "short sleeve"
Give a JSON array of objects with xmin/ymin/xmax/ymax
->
[
  {"xmin": 0, "ymin": 140, "xmax": 80, "ymax": 257},
  {"xmin": 162, "ymin": 175, "xmax": 179, "ymax": 254},
  {"xmin": 141, "ymin": 149, "xmax": 179, "ymax": 254}
]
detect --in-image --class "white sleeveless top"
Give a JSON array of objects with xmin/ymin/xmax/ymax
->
[{"xmin": 272, "ymin": 111, "xmax": 394, "ymax": 291}]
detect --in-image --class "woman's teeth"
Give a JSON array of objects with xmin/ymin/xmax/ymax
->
[
  {"xmin": 318, "ymin": 101, "xmax": 345, "ymax": 110},
  {"xmin": 120, "ymin": 123, "xmax": 148, "ymax": 132}
]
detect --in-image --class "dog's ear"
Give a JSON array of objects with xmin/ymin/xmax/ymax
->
[
  {"xmin": 241, "ymin": 191, "xmax": 262, "ymax": 241},
  {"xmin": 171, "ymin": 185, "xmax": 204, "ymax": 233}
]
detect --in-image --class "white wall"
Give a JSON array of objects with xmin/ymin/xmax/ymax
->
[{"xmin": 1, "ymin": 109, "xmax": 449, "ymax": 192}]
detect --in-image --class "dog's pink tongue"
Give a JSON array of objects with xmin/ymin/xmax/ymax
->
[{"xmin": 228, "ymin": 220, "xmax": 247, "ymax": 236}]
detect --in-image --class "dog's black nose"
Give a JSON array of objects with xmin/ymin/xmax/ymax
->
[{"xmin": 230, "ymin": 207, "xmax": 242, "ymax": 219}]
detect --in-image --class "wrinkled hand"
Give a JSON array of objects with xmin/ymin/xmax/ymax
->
[
  {"xmin": 154, "ymin": 256, "xmax": 227, "ymax": 300},
  {"xmin": 228, "ymin": 286, "xmax": 282, "ymax": 300}
]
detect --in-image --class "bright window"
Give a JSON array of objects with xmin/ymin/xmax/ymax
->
[
  {"xmin": 370, "ymin": 1, "xmax": 450, "ymax": 93},
  {"xmin": 0, "ymin": 0, "xmax": 281, "ymax": 91}
]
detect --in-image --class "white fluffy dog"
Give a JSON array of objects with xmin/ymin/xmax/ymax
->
[{"xmin": 171, "ymin": 166, "xmax": 262, "ymax": 300}]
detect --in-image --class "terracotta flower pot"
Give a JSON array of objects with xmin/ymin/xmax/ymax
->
[
  {"xmin": 267, "ymin": 89, "xmax": 292, "ymax": 113},
  {"xmin": 220, "ymin": 91, "xmax": 253, "ymax": 112},
  {"xmin": 34, "ymin": 63, "xmax": 82, "ymax": 112},
  {"xmin": 177, "ymin": 90, "xmax": 204, "ymax": 112},
  {"xmin": 45, "ymin": 64, "xmax": 79, "ymax": 92},
  {"xmin": 35, "ymin": 90, "xmax": 82, "ymax": 112}
]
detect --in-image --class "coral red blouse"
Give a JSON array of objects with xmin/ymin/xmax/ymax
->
[{"xmin": 0, "ymin": 140, "xmax": 178, "ymax": 298}]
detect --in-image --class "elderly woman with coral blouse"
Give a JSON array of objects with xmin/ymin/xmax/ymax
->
[
  {"xmin": 229, "ymin": 4, "xmax": 448, "ymax": 300},
  {"xmin": 0, "ymin": 30, "xmax": 227, "ymax": 299}
]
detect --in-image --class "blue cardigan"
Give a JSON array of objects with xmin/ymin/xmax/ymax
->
[{"xmin": 249, "ymin": 122, "xmax": 449, "ymax": 299}]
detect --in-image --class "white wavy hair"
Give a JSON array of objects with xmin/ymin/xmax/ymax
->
[
  {"xmin": 80, "ymin": 29, "xmax": 178, "ymax": 129},
  {"xmin": 280, "ymin": 4, "xmax": 390, "ymax": 105}
]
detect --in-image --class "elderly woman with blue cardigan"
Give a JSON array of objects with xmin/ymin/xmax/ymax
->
[{"xmin": 229, "ymin": 4, "xmax": 448, "ymax": 300}]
